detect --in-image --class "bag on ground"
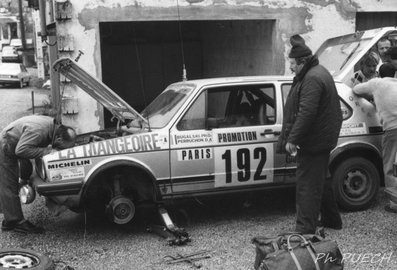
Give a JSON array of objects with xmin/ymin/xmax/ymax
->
[{"xmin": 252, "ymin": 233, "xmax": 343, "ymax": 270}]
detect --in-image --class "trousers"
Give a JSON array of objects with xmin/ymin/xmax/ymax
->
[
  {"xmin": 382, "ymin": 128, "xmax": 397, "ymax": 208},
  {"xmin": 382, "ymin": 128, "xmax": 397, "ymax": 188},
  {"xmin": 295, "ymin": 151, "xmax": 338, "ymax": 234},
  {"xmin": 0, "ymin": 136, "xmax": 25, "ymax": 222}
]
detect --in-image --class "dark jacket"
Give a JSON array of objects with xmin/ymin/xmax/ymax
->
[{"xmin": 277, "ymin": 55, "xmax": 342, "ymax": 154}]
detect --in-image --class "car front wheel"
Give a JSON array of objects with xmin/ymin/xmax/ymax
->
[{"xmin": 332, "ymin": 157, "xmax": 380, "ymax": 211}]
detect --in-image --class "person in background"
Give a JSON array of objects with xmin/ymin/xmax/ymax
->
[
  {"xmin": 353, "ymin": 63, "xmax": 397, "ymax": 213},
  {"xmin": 0, "ymin": 115, "xmax": 76, "ymax": 233},
  {"xmin": 375, "ymin": 37, "xmax": 392, "ymax": 70},
  {"xmin": 349, "ymin": 51, "xmax": 379, "ymax": 87},
  {"xmin": 385, "ymin": 46, "xmax": 397, "ymax": 78},
  {"xmin": 277, "ymin": 34, "xmax": 343, "ymax": 234}
]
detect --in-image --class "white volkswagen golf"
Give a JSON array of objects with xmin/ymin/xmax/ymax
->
[{"xmin": 31, "ymin": 27, "xmax": 397, "ymax": 225}]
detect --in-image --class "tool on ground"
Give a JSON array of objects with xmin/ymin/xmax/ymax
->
[
  {"xmin": 147, "ymin": 205, "xmax": 190, "ymax": 245},
  {"xmin": 163, "ymin": 250, "xmax": 211, "ymax": 269}
]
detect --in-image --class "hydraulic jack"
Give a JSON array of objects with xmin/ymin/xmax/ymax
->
[{"xmin": 147, "ymin": 205, "xmax": 190, "ymax": 246}]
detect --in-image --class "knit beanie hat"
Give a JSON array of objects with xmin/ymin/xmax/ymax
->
[{"xmin": 288, "ymin": 34, "xmax": 312, "ymax": 58}]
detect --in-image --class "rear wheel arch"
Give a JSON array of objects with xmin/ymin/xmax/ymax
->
[{"xmin": 329, "ymin": 142, "xmax": 383, "ymax": 179}]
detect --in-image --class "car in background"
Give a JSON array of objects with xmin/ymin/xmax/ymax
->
[
  {"xmin": 10, "ymin": 38, "xmax": 22, "ymax": 49},
  {"xmin": 1, "ymin": 46, "xmax": 20, "ymax": 63},
  {"xmin": 30, "ymin": 27, "xmax": 397, "ymax": 225},
  {"xmin": 0, "ymin": 62, "xmax": 30, "ymax": 88}
]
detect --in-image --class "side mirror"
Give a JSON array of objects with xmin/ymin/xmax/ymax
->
[{"xmin": 206, "ymin": 118, "xmax": 219, "ymax": 130}]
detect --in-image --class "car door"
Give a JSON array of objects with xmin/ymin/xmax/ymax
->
[
  {"xmin": 168, "ymin": 90, "xmax": 214, "ymax": 196},
  {"xmin": 168, "ymin": 82, "xmax": 287, "ymax": 197},
  {"xmin": 211, "ymin": 83, "xmax": 286, "ymax": 189},
  {"xmin": 280, "ymin": 82, "xmax": 298, "ymax": 183}
]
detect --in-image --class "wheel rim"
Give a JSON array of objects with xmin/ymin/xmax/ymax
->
[
  {"xmin": 0, "ymin": 252, "xmax": 40, "ymax": 269},
  {"xmin": 343, "ymin": 169, "xmax": 370, "ymax": 200},
  {"xmin": 107, "ymin": 196, "xmax": 135, "ymax": 224}
]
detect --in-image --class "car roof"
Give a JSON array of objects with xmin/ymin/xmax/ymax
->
[
  {"xmin": 170, "ymin": 75, "xmax": 295, "ymax": 88},
  {"xmin": 0, "ymin": 63, "xmax": 21, "ymax": 68}
]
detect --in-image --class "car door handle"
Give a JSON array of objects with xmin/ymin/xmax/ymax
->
[{"xmin": 260, "ymin": 129, "xmax": 281, "ymax": 136}]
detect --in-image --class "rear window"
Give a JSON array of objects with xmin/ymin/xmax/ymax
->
[{"xmin": 340, "ymin": 99, "xmax": 352, "ymax": 120}]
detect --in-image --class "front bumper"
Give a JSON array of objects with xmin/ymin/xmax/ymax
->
[
  {"xmin": 31, "ymin": 174, "xmax": 83, "ymax": 196},
  {"xmin": 0, "ymin": 78, "xmax": 19, "ymax": 84},
  {"xmin": 1, "ymin": 56, "xmax": 19, "ymax": 62}
]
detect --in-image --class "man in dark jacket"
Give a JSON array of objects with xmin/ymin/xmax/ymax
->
[
  {"xmin": 0, "ymin": 115, "xmax": 76, "ymax": 233},
  {"xmin": 277, "ymin": 35, "xmax": 343, "ymax": 234}
]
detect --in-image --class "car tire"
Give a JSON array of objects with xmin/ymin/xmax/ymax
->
[
  {"xmin": 332, "ymin": 157, "xmax": 380, "ymax": 211},
  {"xmin": 0, "ymin": 248, "xmax": 55, "ymax": 270}
]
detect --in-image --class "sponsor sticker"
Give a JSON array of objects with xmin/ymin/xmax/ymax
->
[
  {"xmin": 340, "ymin": 122, "xmax": 367, "ymax": 136},
  {"xmin": 47, "ymin": 159, "xmax": 91, "ymax": 170},
  {"xmin": 217, "ymin": 131, "xmax": 257, "ymax": 143},
  {"xmin": 49, "ymin": 167, "xmax": 85, "ymax": 181},
  {"xmin": 174, "ymin": 132, "xmax": 213, "ymax": 145},
  {"xmin": 57, "ymin": 133, "xmax": 164, "ymax": 159},
  {"xmin": 177, "ymin": 148, "xmax": 213, "ymax": 161}
]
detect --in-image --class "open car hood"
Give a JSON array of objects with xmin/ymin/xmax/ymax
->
[{"xmin": 53, "ymin": 57, "xmax": 147, "ymax": 124}]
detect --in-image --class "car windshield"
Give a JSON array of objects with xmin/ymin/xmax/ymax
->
[
  {"xmin": 316, "ymin": 33, "xmax": 374, "ymax": 77},
  {"xmin": 10, "ymin": 39, "xmax": 21, "ymax": 46},
  {"xmin": 0, "ymin": 64, "xmax": 20, "ymax": 73},
  {"xmin": 141, "ymin": 83, "xmax": 195, "ymax": 128}
]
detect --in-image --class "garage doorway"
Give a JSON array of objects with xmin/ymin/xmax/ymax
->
[
  {"xmin": 100, "ymin": 20, "xmax": 275, "ymax": 127},
  {"xmin": 356, "ymin": 12, "xmax": 397, "ymax": 31}
]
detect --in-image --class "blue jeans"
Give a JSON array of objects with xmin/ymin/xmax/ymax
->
[{"xmin": 382, "ymin": 128, "xmax": 397, "ymax": 208}]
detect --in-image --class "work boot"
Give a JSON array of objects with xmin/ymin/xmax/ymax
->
[
  {"xmin": 1, "ymin": 220, "xmax": 17, "ymax": 231},
  {"xmin": 2, "ymin": 219, "xmax": 44, "ymax": 234}
]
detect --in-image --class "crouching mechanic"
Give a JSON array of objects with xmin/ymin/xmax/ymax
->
[{"xmin": 0, "ymin": 115, "xmax": 76, "ymax": 233}]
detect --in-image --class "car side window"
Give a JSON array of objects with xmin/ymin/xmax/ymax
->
[{"xmin": 177, "ymin": 84, "xmax": 277, "ymax": 130}]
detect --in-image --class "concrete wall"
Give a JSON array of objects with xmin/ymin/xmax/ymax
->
[{"xmin": 56, "ymin": 0, "xmax": 397, "ymax": 133}]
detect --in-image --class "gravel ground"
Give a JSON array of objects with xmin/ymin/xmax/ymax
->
[{"xmin": 1, "ymin": 188, "xmax": 396, "ymax": 270}]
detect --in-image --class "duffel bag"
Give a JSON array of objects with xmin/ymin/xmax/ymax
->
[{"xmin": 252, "ymin": 233, "xmax": 343, "ymax": 270}]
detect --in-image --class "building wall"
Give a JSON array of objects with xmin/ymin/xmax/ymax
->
[{"xmin": 55, "ymin": 0, "xmax": 397, "ymax": 133}]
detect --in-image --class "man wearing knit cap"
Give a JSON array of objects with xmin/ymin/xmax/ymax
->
[{"xmin": 277, "ymin": 34, "xmax": 343, "ymax": 234}]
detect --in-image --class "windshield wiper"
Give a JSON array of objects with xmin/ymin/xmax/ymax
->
[{"xmin": 339, "ymin": 42, "xmax": 360, "ymax": 70}]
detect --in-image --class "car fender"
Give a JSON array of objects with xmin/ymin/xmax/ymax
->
[
  {"xmin": 330, "ymin": 140, "xmax": 382, "ymax": 170},
  {"xmin": 82, "ymin": 156, "xmax": 161, "ymax": 201}
]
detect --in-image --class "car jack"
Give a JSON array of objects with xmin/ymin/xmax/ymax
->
[{"xmin": 147, "ymin": 205, "xmax": 190, "ymax": 246}]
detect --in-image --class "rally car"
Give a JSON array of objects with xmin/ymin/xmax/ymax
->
[{"xmin": 31, "ymin": 27, "xmax": 397, "ymax": 225}]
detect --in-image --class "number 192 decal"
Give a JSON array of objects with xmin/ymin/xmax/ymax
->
[{"xmin": 214, "ymin": 145, "xmax": 274, "ymax": 187}]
